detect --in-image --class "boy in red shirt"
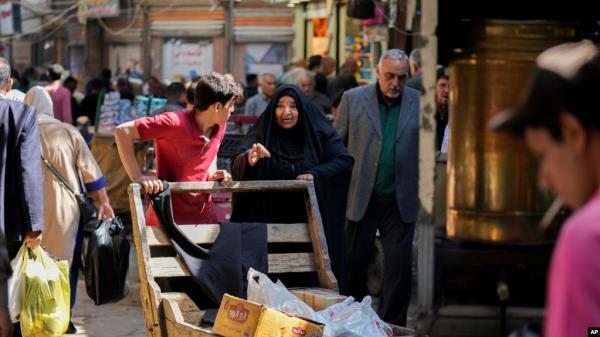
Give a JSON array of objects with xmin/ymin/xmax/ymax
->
[
  {"xmin": 492, "ymin": 40, "xmax": 600, "ymax": 337},
  {"xmin": 115, "ymin": 72, "xmax": 242, "ymax": 225}
]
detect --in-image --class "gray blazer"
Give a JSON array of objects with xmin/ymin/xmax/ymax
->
[{"xmin": 334, "ymin": 83, "xmax": 420, "ymax": 223}]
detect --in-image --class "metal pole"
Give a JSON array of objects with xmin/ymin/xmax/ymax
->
[
  {"xmin": 224, "ymin": 0, "xmax": 234, "ymax": 74},
  {"xmin": 416, "ymin": 0, "xmax": 437, "ymax": 326}
]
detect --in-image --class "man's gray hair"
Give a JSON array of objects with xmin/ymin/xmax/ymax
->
[
  {"xmin": 0, "ymin": 58, "xmax": 11, "ymax": 87},
  {"xmin": 378, "ymin": 49, "xmax": 409, "ymax": 66},
  {"xmin": 409, "ymin": 49, "xmax": 422, "ymax": 68},
  {"xmin": 260, "ymin": 72, "xmax": 276, "ymax": 81},
  {"xmin": 285, "ymin": 68, "xmax": 315, "ymax": 87}
]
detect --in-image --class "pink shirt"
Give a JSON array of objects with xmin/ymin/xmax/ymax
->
[
  {"xmin": 135, "ymin": 109, "xmax": 225, "ymax": 225},
  {"xmin": 45, "ymin": 83, "xmax": 72, "ymax": 124},
  {"xmin": 545, "ymin": 187, "xmax": 600, "ymax": 337}
]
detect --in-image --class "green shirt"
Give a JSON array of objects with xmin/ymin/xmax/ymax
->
[{"xmin": 373, "ymin": 99, "xmax": 400, "ymax": 200}]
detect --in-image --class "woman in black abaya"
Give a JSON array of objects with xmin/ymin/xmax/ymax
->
[{"xmin": 231, "ymin": 85, "xmax": 353, "ymax": 292}]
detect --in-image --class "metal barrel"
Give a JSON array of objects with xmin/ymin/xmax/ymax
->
[{"xmin": 446, "ymin": 21, "xmax": 576, "ymax": 243}]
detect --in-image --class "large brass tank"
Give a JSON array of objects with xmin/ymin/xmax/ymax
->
[{"xmin": 446, "ymin": 21, "xmax": 576, "ymax": 243}]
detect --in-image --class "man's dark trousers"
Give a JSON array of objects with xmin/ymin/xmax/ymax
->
[{"xmin": 345, "ymin": 196, "xmax": 415, "ymax": 326}]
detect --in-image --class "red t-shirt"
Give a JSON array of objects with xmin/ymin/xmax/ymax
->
[{"xmin": 135, "ymin": 109, "xmax": 225, "ymax": 225}]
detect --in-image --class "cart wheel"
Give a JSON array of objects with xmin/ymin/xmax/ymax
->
[{"xmin": 367, "ymin": 237, "xmax": 385, "ymax": 296}]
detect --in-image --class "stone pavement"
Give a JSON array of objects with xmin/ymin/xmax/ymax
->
[{"xmin": 65, "ymin": 243, "xmax": 146, "ymax": 337}]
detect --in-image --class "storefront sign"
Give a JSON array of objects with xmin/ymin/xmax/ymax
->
[
  {"xmin": 85, "ymin": 0, "xmax": 119, "ymax": 18},
  {"xmin": 162, "ymin": 40, "xmax": 213, "ymax": 81}
]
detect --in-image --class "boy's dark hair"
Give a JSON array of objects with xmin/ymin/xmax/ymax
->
[
  {"xmin": 47, "ymin": 64, "xmax": 64, "ymax": 81},
  {"xmin": 194, "ymin": 72, "xmax": 243, "ymax": 111},
  {"xmin": 166, "ymin": 82, "xmax": 186, "ymax": 100}
]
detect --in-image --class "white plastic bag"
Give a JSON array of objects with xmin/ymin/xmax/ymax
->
[
  {"xmin": 322, "ymin": 296, "xmax": 393, "ymax": 337},
  {"xmin": 7, "ymin": 245, "xmax": 26, "ymax": 323},
  {"xmin": 246, "ymin": 268, "xmax": 325, "ymax": 323},
  {"xmin": 246, "ymin": 269, "xmax": 393, "ymax": 337}
]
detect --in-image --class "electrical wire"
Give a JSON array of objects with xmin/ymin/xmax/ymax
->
[{"xmin": 0, "ymin": 2, "xmax": 79, "ymax": 38}]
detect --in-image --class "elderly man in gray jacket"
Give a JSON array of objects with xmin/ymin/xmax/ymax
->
[{"xmin": 334, "ymin": 49, "xmax": 419, "ymax": 326}]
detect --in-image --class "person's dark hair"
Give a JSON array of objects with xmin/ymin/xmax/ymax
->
[
  {"xmin": 166, "ymin": 82, "xmax": 186, "ymax": 100},
  {"xmin": 436, "ymin": 65, "xmax": 449, "ymax": 81},
  {"xmin": 246, "ymin": 74, "xmax": 258, "ymax": 85},
  {"xmin": 308, "ymin": 55, "xmax": 323, "ymax": 71},
  {"xmin": 47, "ymin": 64, "xmax": 64, "ymax": 81},
  {"xmin": 186, "ymin": 86, "xmax": 195, "ymax": 105},
  {"xmin": 332, "ymin": 90, "xmax": 344, "ymax": 109},
  {"xmin": 101, "ymin": 68, "xmax": 112, "ymax": 80},
  {"xmin": 64, "ymin": 76, "xmax": 77, "ymax": 86},
  {"xmin": 89, "ymin": 78, "xmax": 104, "ymax": 92},
  {"xmin": 194, "ymin": 72, "xmax": 243, "ymax": 111},
  {"xmin": 0, "ymin": 58, "xmax": 11, "ymax": 87}
]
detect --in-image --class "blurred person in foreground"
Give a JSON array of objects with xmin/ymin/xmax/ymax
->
[{"xmin": 490, "ymin": 40, "xmax": 600, "ymax": 337}]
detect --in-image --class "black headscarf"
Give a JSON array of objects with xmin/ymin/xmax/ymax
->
[
  {"xmin": 231, "ymin": 84, "xmax": 354, "ymax": 292},
  {"xmin": 236, "ymin": 85, "xmax": 333, "ymax": 176}
]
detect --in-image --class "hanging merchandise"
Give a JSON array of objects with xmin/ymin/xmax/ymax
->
[{"xmin": 84, "ymin": 217, "xmax": 130, "ymax": 305}]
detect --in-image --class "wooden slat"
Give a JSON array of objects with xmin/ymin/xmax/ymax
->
[
  {"xmin": 165, "ymin": 180, "xmax": 311, "ymax": 193},
  {"xmin": 268, "ymin": 253, "xmax": 316, "ymax": 274},
  {"xmin": 151, "ymin": 257, "xmax": 192, "ymax": 278},
  {"xmin": 147, "ymin": 223, "xmax": 311, "ymax": 247},
  {"xmin": 151, "ymin": 253, "xmax": 316, "ymax": 278},
  {"xmin": 128, "ymin": 183, "xmax": 165, "ymax": 337},
  {"xmin": 162, "ymin": 292, "xmax": 204, "ymax": 325},
  {"xmin": 303, "ymin": 183, "xmax": 338, "ymax": 291}
]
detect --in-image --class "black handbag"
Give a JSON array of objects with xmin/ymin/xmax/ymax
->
[
  {"xmin": 41, "ymin": 155, "xmax": 97, "ymax": 230},
  {"xmin": 84, "ymin": 217, "xmax": 130, "ymax": 305}
]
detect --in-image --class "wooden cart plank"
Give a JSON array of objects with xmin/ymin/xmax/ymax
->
[
  {"xmin": 168, "ymin": 180, "xmax": 311, "ymax": 193},
  {"xmin": 147, "ymin": 223, "xmax": 311, "ymax": 247},
  {"xmin": 151, "ymin": 253, "xmax": 317, "ymax": 278}
]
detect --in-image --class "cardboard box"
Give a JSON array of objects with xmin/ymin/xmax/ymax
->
[
  {"xmin": 213, "ymin": 294, "xmax": 325, "ymax": 337},
  {"xmin": 290, "ymin": 288, "xmax": 347, "ymax": 311}
]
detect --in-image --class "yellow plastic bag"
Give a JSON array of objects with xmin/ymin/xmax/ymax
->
[{"xmin": 19, "ymin": 246, "xmax": 70, "ymax": 337}]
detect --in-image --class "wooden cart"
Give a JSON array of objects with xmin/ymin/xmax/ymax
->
[{"xmin": 128, "ymin": 180, "xmax": 414, "ymax": 337}]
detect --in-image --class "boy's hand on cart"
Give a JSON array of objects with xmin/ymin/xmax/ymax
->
[
  {"xmin": 136, "ymin": 175, "xmax": 164, "ymax": 194},
  {"xmin": 211, "ymin": 170, "xmax": 233, "ymax": 186},
  {"xmin": 248, "ymin": 143, "xmax": 271, "ymax": 166}
]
